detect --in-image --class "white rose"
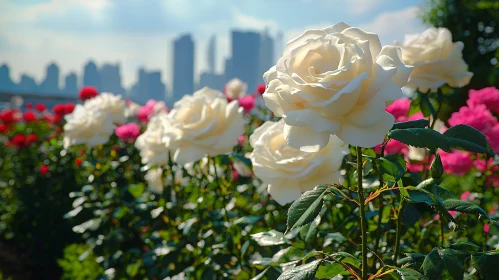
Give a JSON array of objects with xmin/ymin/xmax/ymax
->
[
  {"xmin": 232, "ymin": 160, "xmax": 253, "ymax": 177},
  {"xmin": 83, "ymin": 92, "xmax": 127, "ymax": 124},
  {"xmin": 225, "ymin": 78, "xmax": 247, "ymax": 100},
  {"xmin": 263, "ymin": 22, "xmax": 412, "ymax": 150},
  {"xmin": 135, "ymin": 113, "xmax": 170, "ymax": 168},
  {"xmin": 63, "ymin": 104, "xmax": 115, "ymax": 148},
  {"xmin": 145, "ymin": 168, "xmax": 164, "ymax": 194},
  {"xmin": 162, "ymin": 87, "xmax": 245, "ymax": 165},
  {"xmin": 250, "ymin": 119, "xmax": 348, "ymax": 205},
  {"xmin": 395, "ymin": 27, "xmax": 473, "ymax": 93},
  {"xmin": 124, "ymin": 101, "xmax": 141, "ymax": 119}
]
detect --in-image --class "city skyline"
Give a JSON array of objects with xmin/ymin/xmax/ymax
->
[{"xmin": 0, "ymin": 28, "xmax": 279, "ymax": 106}]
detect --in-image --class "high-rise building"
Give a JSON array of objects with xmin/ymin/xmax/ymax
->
[
  {"xmin": 100, "ymin": 63, "xmax": 125, "ymax": 94},
  {"xmin": 207, "ymin": 35, "xmax": 216, "ymax": 74},
  {"xmin": 275, "ymin": 31, "xmax": 284, "ymax": 60},
  {"xmin": 258, "ymin": 29, "xmax": 275, "ymax": 83},
  {"xmin": 172, "ymin": 34, "xmax": 194, "ymax": 104},
  {"xmin": 224, "ymin": 58, "xmax": 233, "ymax": 82},
  {"xmin": 148, "ymin": 71, "xmax": 166, "ymax": 101},
  {"xmin": 39, "ymin": 63, "xmax": 60, "ymax": 94},
  {"xmin": 0, "ymin": 64, "xmax": 16, "ymax": 92},
  {"xmin": 18, "ymin": 74, "xmax": 38, "ymax": 93},
  {"xmin": 198, "ymin": 72, "xmax": 225, "ymax": 92},
  {"xmin": 129, "ymin": 68, "xmax": 166, "ymax": 104},
  {"xmin": 83, "ymin": 61, "xmax": 101, "ymax": 91},
  {"xmin": 63, "ymin": 72, "xmax": 78, "ymax": 95},
  {"xmin": 231, "ymin": 30, "xmax": 261, "ymax": 92}
]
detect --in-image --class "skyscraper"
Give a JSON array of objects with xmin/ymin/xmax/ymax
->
[
  {"xmin": 207, "ymin": 35, "xmax": 216, "ymax": 74},
  {"xmin": 172, "ymin": 34, "xmax": 194, "ymax": 104},
  {"xmin": 148, "ymin": 71, "xmax": 166, "ymax": 101},
  {"xmin": 63, "ymin": 73, "xmax": 78, "ymax": 95},
  {"xmin": 100, "ymin": 63, "xmax": 125, "ymax": 94},
  {"xmin": 18, "ymin": 74, "xmax": 38, "ymax": 93},
  {"xmin": 83, "ymin": 61, "xmax": 101, "ymax": 91},
  {"xmin": 129, "ymin": 68, "xmax": 166, "ymax": 104},
  {"xmin": 259, "ymin": 29, "xmax": 275, "ymax": 82},
  {"xmin": 275, "ymin": 31, "xmax": 284, "ymax": 60},
  {"xmin": 224, "ymin": 58, "xmax": 233, "ymax": 82},
  {"xmin": 231, "ymin": 31, "xmax": 261, "ymax": 92},
  {"xmin": 39, "ymin": 63, "xmax": 60, "ymax": 94},
  {"xmin": 0, "ymin": 64, "xmax": 16, "ymax": 92}
]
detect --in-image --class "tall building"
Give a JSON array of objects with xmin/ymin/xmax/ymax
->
[
  {"xmin": 39, "ymin": 63, "xmax": 60, "ymax": 94},
  {"xmin": 0, "ymin": 64, "xmax": 16, "ymax": 92},
  {"xmin": 207, "ymin": 35, "xmax": 216, "ymax": 74},
  {"xmin": 83, "ymin": 61, "xmax": 101, "ymax": 91},
  {"xmin": 275, "ymin": 31, "xmax": 284, "ymax": 60},
  {"xmin": 172, "ymin": 34, "xmax": 194, "ymax": 104},
  {"xmin": 224, "ymin": 57, "xmax": 233, "ymax": 82},
  {"xmin": 148, "ymin": 71, "xmax": 166, "ymax": 101},
  {"xmin": 129, "ymin": 68, "xmax": 166, "ymax": 104},
  {"xmin": 18, "ymin": 74, "xmax": 38, "ymax": 93},
  {"xmin": 100, "ymin": 63, "xmax": 124, "ymax": 94},
  {"xmin": 198, "ymin": 72, "xmax": 225, "ymax": 91},
  {"xmin": 258, "ymin": 29, "xmax": 275, "ymax": 82},
  {"xmin": 63, "ymin": 72, "xmax": 78, "ymax": 95},
  {"xmin": 231, "ymin": 31, "xmax": 261, "ymax": 92}
]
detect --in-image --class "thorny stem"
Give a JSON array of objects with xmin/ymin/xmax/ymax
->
[
  {"xmin": 356, "ymin": 146, "xmax": 368, "ymax": 280},
  {"xmin": 393, "ymin": 199, "xmax": 405, "ymax": 264},
  {"xmin": 372, "ymin": 141, "xmax": 386, "ymax": 272},
  {"xmin": 440, "ymin": 218, "xmax": 445, "ymax": 246},
  {"xmin": 211, "ymin": 157, "xmax": 230, "ymax": 225}
]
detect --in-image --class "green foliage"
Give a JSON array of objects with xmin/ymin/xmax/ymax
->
[
  {"xmin": 286, "ymin": 185, "xmax": 328, "ymax": 232},
  {"xmin": 57, "ymin": 244, "xmax": 103, "ymax": 280}
]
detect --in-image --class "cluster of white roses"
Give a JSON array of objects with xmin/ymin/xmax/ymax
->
[
  {"xmin": 252, "ymin": 23, "xmax": 471, "ymax": 204},
  {"xmin": 63, "ymin": 93, "xmax": 127, "ymax": 148}
]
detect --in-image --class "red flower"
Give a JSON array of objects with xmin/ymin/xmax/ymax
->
[
  {"xmin": 75, "ymin": 158, "xmax": 82, "ymax": 167},
  {"xmin": 35, "ymin": 103, "xmax": 47, "ymax": 112},
  {"xmin": 23, "ymin": 111, "xmax": 37, "ymax": 122},
  {"xmin": 238, "ymin": 95, "xmax": 256, "ymax": 113},
  {"xmin": 65, "ymin": 103, "xmax": 75, "ymax": 114},
  {"xmin": 27, "ymin": 134, "xmax": 38, "ymax": 144},
  {"xmin": 79, "ymin": 86, "xmax": 99, "ymax": 101},
  {"xmin": 26, "ymin": 102, "xmax": 33, "ymax": 109},
  {"xmin": 39, "ymin": 165, "xmax": 49, "ymax": 175},
  {"xmin": 0, "ymin": 109, "xmax": 20, "ymax": 124},
  {"xmin": 0, "ymin": 124, "xmax": 7, "ymax": 133},
  {"xmin": 53, "ymin": 104, "xmax": 66, "ymax": 115},
  {"xmin": 10, "ymin": 134, "xmax": 26, "ymax": 148},
  {"xmin": 256, "ymin": 83, "xmax": 266, "ymax": 95}
]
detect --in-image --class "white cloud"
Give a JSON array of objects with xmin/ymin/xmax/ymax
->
[
  {"xmin": 231, "ymin": 9, "xmax": 278, "ymax": 33},
  {"xmin": 346, "ymin": 0, "xmax": 389, "ymax": 15}
]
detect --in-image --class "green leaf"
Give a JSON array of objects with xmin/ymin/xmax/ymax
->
[
  {"xmin": 392, "ymin": 119, "xmax": 430, "ymax": 130},
  {"xmin": 443, "ymin": 124, "xmax": 493, "ymax": 154},
  {"xmin": 402, "ymin": 188, "xmax": 457, "ymax": 224},
  {"xmin": 323, "ymin": 232, "xmax": 347, "ymax": 248},
  {"xmin": 315, "ymin": 262, "xmax": 349, "ymax": 279},
  {"xmin": 420, "ymin": 94, "xmax": 438, "ymax": 118},
  {"xmin": 429, "ymin": 154, "xmax": 443, "ymax": 179},
  {"xmin": 277, "ymin": 260, "xmax": 321, "ymax": 280},
  {"xmin": 128, "ymin": 184, "xmax": 144, "ymax": 198},
  {"xmin": 272, "ymin": 247, "xmax": 304, "ymax": 264},
  {"xmin": 449, "ymin": 242, "xmax": 480, "ymax": 254},
  {"xmin": 442, "ymin": 199, "xmax": 492, "ymax": 221},
  {"xmin": 330, "ymin": 252, "xmax": 361, "ymax": 268},
  {"xmin": 471, "ymin": 252, "xmax": 499, "ymax": 279},
  {"xmin": 377, "ymin": 154, "xmax": 407, "ymax": 181},
  {"xmin": 422, "ymin": 248, "xmax": 465, "ymax": 280},
  {"xmin": 392, "ymin": 267, "xmax": 427, "ymax": 280},
  {"xmin": 230, "ymin": 153, "xmax": 253, "ymax": 168},
  {"xmin": 251, "ymin": 267, "xmax": 270, "ymax": 280},
  {"xmin": 251, "ymin": 230, "xmax": 287, "ymax": 246},
  {"xmin": 304, "ymin": 213, "xmax": 321, "ymax": 245},
  {"xmin": 287, "ymin": 185, "xmax": 328, "ymax": 231},
  {"xmin": 388, "ymin": 128, "xmax": 451, "ymax": 152},
  {"xmin": 126, "ymin": 262, "xmax": 141, "ymax": 277}
]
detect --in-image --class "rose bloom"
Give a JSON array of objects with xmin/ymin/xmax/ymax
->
[
  {"xmin": 83, "ymin": 93, "xmax": 127, "ymax": 124},
  {"xmin": 0, "ymin": 124, "xmax": 7, "ymax": 133},
  {"xmin": 162, "ymin": 87, "xmax": 245, "ymax": 165},
  {"xmin": 63, "ymin": 105, "xmax": 116, "ymax": 148},
  {"xmin": 26, "ymin": 133, "xmax": 38, "ymax": 144},
  {"xmin": 124, "ymin": 100, "xmax": 141, "ymax": 119},
  {"xmin": 374, "ymin": 139, "xmax": 408, "ymax": 156},
  {"xmin": 39, "ymin": 165, "xmax": 49, "ymax": 175},
  {"xmin": 485, "ymin": 125, "xmax": 499, "ymax": 154},
  {"xmin": 386, "ymin": 98, "xmax": 410, "ymax": 121},
  {"xmin": 448, "ymin": 105, "xmax": 497, "ymax": 134},
  {"xmin": 135, "ymin": 113, "xmax": 170, "ymax": 168},
  {"xmin": 238, "ymin": 95, "xmax": 256, "ymax": 113},
  {"xmin": 26, "ymin": 102, "xmax": 33, "ymax": 109},
  {"xmin": 0, "ymin": 109, "xmax": 20, "ymax": 124},
  {"xmin": 115, "ymin": 123, "xmax": 141, "ymax": 142},
  {"xmin": 250, "ymin": 119, "xmax": 348, "ymax": 205},
  {"xmin": 467, "ymin": 87, "xmax": 499, "ymax": 114},
  {"xmin": 10, "ymin": 134, "xmax": 27, "ymax": 148},
  {"xmin": 395, "ymin": 27, "xmax": 473, "ymax": 93},
  {"xmin": 75, "ymin": 158, "xmax": 83, "ymax": 167},
  {"xmin": 145, "ymin": 168, "xmax": 164, "ymax": 194},
  {"xmin": 263, "ymin": 22, "xmax": 412, "ymax": 150},
  {"xmin": 65, "ymin": 103, "xmax": 75, "ymax": 114},
  {"xmin": 225, "ymin": 78, "xmax": 247, "ymax": 101},
  {"xmin": 53, "ymin": 104, "xmax": 66, "ymax": 115},
  {"xmin": 79, "ymin": 86, "xmax": 99, "ymax": 101},
  {"xmin": 35, "ymin": 103, "xmax": 47, "ymax": 112},
  {"xmin": 23, "ymin": 111, "xmax": 37, "ymax": 122},
  {"xmin": 439, "ymin": 150, "xmax": 474, "ymax": 176},
  {"xmin": 256, "ymin": 84, "xmax": 266, "ymax": 95},
  {"xmin": 136, "ymin": 100, "xmax": 168, "ymax": 123}
]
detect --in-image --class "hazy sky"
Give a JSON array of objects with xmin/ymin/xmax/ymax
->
[{"xmin": 0, "ymin": 0, "xmax": 427, "ymax": 91}]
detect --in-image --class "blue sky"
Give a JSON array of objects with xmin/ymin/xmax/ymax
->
[{"xmin": 0, "ymin": 0, "xmax": 427, "ymax": 90}]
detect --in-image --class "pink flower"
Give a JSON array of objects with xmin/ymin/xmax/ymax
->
[
  {"xmin": 467, "ymin": 87, "xmax": 499, "ymax": 114},
  {"xmin": 115, "ymin": 123, "xmax": 141, "ymax": 142},
  {"xmin": 460, "ymin": 191, "xmax": 478, "ymax": 201},
  {"xmin": 386, "ymin": 98, "xmax": 410, "ymax": 121},
  {"xmin": 238, "ymin": 95, "xmax": 256, "ymax": 113},
  {"xmin": 484, "ymin": 224, "xmax": 490, "ymax": 233},
  {"xmin": 448, "ymin": 105, "xmax": 497, "ymax": 134},
  {"xmin": 439, "ymin": 150, "xmax": 474, "ymax": 176},
  {"xmin": 136, "ymin": 100, "xmax": 168, "ymax": 123},
  {"xmin": 238, "ymin": 135, "xmax": 245, "ymax": 146},
  {"xmin": 475, "ymin": 157, "xmax": 494, "ymax": 172},
  {"xmin": 374, "ymin": 139, "xmax": 408, "ymax": 155},
  {"xmin": 486, "ymin": 174, "xmax": 499, "ymax": 188},
  {"xmin": 407, "ymin": 155, "xmax": 433, "ymax": 173},
  {"xmin": 485, "ymin": 125, "xmax": 499, "ymax": 154},
  {"xmin": 408, "ymin": 112, "xmax": 424, "ymax": 121}
]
